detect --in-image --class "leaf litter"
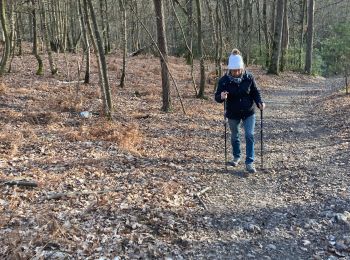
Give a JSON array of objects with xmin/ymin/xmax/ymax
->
[{"xmin": 0, "ymin": 50, "xmax": 349, "ymax": 259}]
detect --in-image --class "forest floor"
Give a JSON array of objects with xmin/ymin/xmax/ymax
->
[{"xmin": 0, "ymin": 51, "xmax": 349, "ymax": 259}]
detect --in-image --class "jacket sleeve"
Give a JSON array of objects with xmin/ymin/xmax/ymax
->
[
  {"xmin": 249, "ymin": 75, "xmax": 263, "ymax": 106},
  {"xmin": 214, "ymin": 77, "xmax": 225, "ymax": 103}
]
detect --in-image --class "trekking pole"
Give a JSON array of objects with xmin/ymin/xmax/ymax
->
[
  {"xmin": 260, "ymin": 109, "xmax": 264, "ymax": 169},
  {"xmin": 224, "ymin": 99, "xmax": 228, "ymax": 171}
]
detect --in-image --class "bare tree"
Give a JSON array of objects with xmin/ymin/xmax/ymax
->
[
  {"xmin": 153, "ymin": 0, "xmax": 171, "ymax": 112},
  {"xmin": 305, "ymin": 0, "xmax": 315, "ymax": 74},
  {"xmin": 78, "ymin": 0, "xmax": 90, "ymax": 83},
  {"xmin": 0, "ymin": 0, "xmax": 10, "ymax": 76},
  {"xmin": 262, "ymin": 0, "xmax": 270, "ymax": 67},
  {"xmin": 119, "ymin": 0, "xmax": 127, "ymax": 88},
  {"xmin": 268, "ymin": 0, "xmax": 285, "ymax": 74},
  {"xmin": 31, "ymin": 0, "xmax": 43, "ymax": 75},
  {"xmin": 41, "ymin": 0, "xmax": 58, "ymax": 75},
  {"xmin": 299, "ymin": 0, "xmax": 307, "ymax": 69},
  {"xmin": 84, "ymin": 0, "xmax": 113, "ymax": 118},
  {"xmin": 195, "ymin": 0, "xmax": 206, "ymax": 99},
  {"xmin": 214, "ymin": 0, "xmax": 223, "ymax": 89},
  {"xmin": 280, "ymin": 0, "xmax": 289, "ymax": 71}
]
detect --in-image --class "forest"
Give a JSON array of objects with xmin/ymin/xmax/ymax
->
[{"xmin": 0, "ymin": 0, "xmax": 349, "ymax": 259}]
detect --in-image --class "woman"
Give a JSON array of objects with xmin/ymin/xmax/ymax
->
[{"xmin": 215, "ymin": 49, "xmax": 265, "ymax": 173}]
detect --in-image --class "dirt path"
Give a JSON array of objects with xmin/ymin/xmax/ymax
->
[{"xmin": 184, "ymin": 77, "xmax": 350, "ymax": 259}]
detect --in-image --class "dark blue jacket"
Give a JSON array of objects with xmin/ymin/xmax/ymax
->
[{"xmin": 215, "ymin": 71, "xmax": 263, "ymax": 120}]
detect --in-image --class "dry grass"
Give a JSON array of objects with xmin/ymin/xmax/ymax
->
[
  {"xmin": 0, "ymin": 82, "xmax": 7, "ymax": 94},
  {"xmin": 65, "ymin": 119, "xmax": 143, "ymax": 152}
]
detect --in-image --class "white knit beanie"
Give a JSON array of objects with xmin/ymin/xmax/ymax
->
[{"xmin": 227, "ymin": 54, "xmax": 244, "ymax": 70}]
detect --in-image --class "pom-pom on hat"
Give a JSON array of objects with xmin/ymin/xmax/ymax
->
[{"xmin": 227, "ymin": 54, "xmax": 244, "ymax": 70}]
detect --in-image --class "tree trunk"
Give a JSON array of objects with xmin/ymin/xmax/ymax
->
[
  {"xmin": 104, "ymin": 0, "xmax": 111, "ymax": 52},
  {"xmin": 234, "ymin": 0, "xmax": 241, "ymax": 47},
  {"xmin": 214, "ymin": 0, "xmax": 223, "ymax": 90},
  {"xmin": 31, "ymin": 0, "xmax": 44, "ymax": 75},
  {"xmin": 99, "ymin": 0, "xmax": 109, "ymax": 54},
  {"xmin": 280, "ymin": 0, "xmax": 289, "ymax": 71},
  {"xmin": 304, "ymin": 0, "xmax": 314, "ymax": 74},
  {"xmin": 0, "ymin": 0, "xmax": 11, "ymax": 76},
  {"xmin": 131, "ymin": 0, "xmax": 140, "ymax": 51},
  {"xmin": 345, "ymin": 71, "xmax": 348, "ymax": 95},
  {"xmin": 16, "ymin": 12, "xmax": 23, "ymax": 56},
  {"xmin": 68, "ymin": 1, "xmax": 81, "ymax": 53},
  {"xmin": 85, "ymin": 0, "xmax": 113, "ymax": 118},
  {"xmin": 153, "ymin": 0, "xmax": 171, "ymax": 112},
  {"xmin": 256, "ymin": 0, "xmax": 262, "ymax": 57},
  {"xmin": 41, "ymin": 0, "xmax": 58, "ymax": 75},
  {"xmin": 270, "ymin": 0, "xmax": 276, "ymax": 47},
  {"xmin": 262, "ymin": 0, "xmax": 270, "ymax": 67},
  {"xmin": 299, "ymin": 0, "xmax": 306, "ymax": 69},
  {"xmin": 83, "ymin": 0, "xmax": 106, "ymax": 98},
  {"xmin": 195, "ymin": 0, "xmax": 206, "ymax": 99},
  {"xmin": 119, "ymin": 0, "xmax": 126, "ymax": 88},
  {"xmin": 204, "ymin": 0, "xmax": 216, "ymax": 53},
  {"xmin": 242, "ymin": 0, "xmax": 250, "ymax": 61},
  {"xmin": 268, "ymin": 0, "xmax": 284, "ymax": 74},
  {"xmin": 6, "ymin": 0, "xmax": 15, "ymax": 73},
  {"xmin": 78, "ymin": 0, "xmax": 90, "ymax": 83},
  {"xmin": 185, "ymin": 0, "xmax": 193, "ymax": 65}
]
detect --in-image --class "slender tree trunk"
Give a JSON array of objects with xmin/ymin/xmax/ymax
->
[
  {"xmin": 345, "ymin": 69, "xmax": 348, "ymax": 95},
  {"xmin": 185, "ymin": 0, "xmax": 193, "ymax": 65},
  {"xmin": 84, "ymin": 0, "xmax": 105, "ymax": 95},
  {"xmin": 256, "ymin": 0, "xmax": 262, "ymax": 57},
  {"xmin": 31, "ymin": 0, "xmax": 44, "ymax": 75},
  {"xmin": 215, "ymin": 0, "xmax": 223, "ymax": 90},
  {"xmin": 263, "ymin": 0, "xmax": 270, "ymax": 67},
  {"xmin": 234, "ymin": 0, "xmax": 242, "ymax": 47},
  {"xmin": 304, "ymin": 0, "xmax": 314, "ymax": 74},
  {"xmin": 0, "ymin": 0, "xmax": 11, "ymax": 76},
  {"xmin": 41, "ymin": 0, "xmax": 58, "ymax": 75},
  {"xmin": 242, "ymin": 0, "xmax": 249, "ymax": 60},
  {"xmin": 280, "ymin": 0, "xmax": 289, "ymax": 71},
  {"xmin": 16, "ymin": 12, "xmax": 23, "ymax": 56},
  {"xmin": 299, "ymin": 0, "xmax": 306, "ymax": 69},
  {"xmin": 85, "ymin": 0, "xmax": 113, "ymax": 118},
  {"xmin": 268, "ymin": 0, "xmax": 285, "ymax": 74},
  {"xmin": 69, "ymin": 1, "xmax": 81, "ymax": 53},
  {"xmin": 221, "ymin": 0, "xmax": 229, "ymax": 32},
  {"xmin": 119, "ymin": 0, "xmax": 126, "ymax": 88},
  {"xmin": 104, "ymin": 0, "xmax": 111, "ymax": 52},
  {"xmin": 153, "ymin": 0, "xmax": 171, "ymax": 112},
  {"xmin": 63, "ymin": 1, "xmax": 68, "ymax": 52},
  {"xmin": 195, "ymin": 0, "xmax": 206, "ymax": 99},
  {"xmin": 270, "ymin": 0, "xmax": 276, "ymax": 47},
  {"xmin": 99, "ymin": 0, "xmax": 109, "ymax": 54},
  {"xmin": 204, "ymin": 0, "xmax": 216, "ymax": 52},
  {"xmin": 78, "ymin": 0, "xmax": 90, "ymax": 83},
  {"xmin": 131, "ymin": 0, "xmax": 140, "ymax": 51},
  {"xmin": 7, "ymin": 1, "xmax": 15, "ymax": 73}
]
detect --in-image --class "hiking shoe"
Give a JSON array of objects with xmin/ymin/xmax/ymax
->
[
  {"xmin": 229, "ymin": 157, "xmax": 241, "ymax": 167},
  {"xmin": 246, "ymin": 163, "xmax": 257, "ymax": 173}
]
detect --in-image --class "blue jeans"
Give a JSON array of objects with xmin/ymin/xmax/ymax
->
[{"xmin": 228, "ymin": 114, "xmax": 255, "ymax": 164}]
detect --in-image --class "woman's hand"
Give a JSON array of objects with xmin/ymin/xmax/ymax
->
[
  {"xmin": 258, "ymin": 103, "xmax": 265, "ymax": 110},
  {"xmin": 221, "ymin": 91, "xmax": 228, "ymax": 100}
]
